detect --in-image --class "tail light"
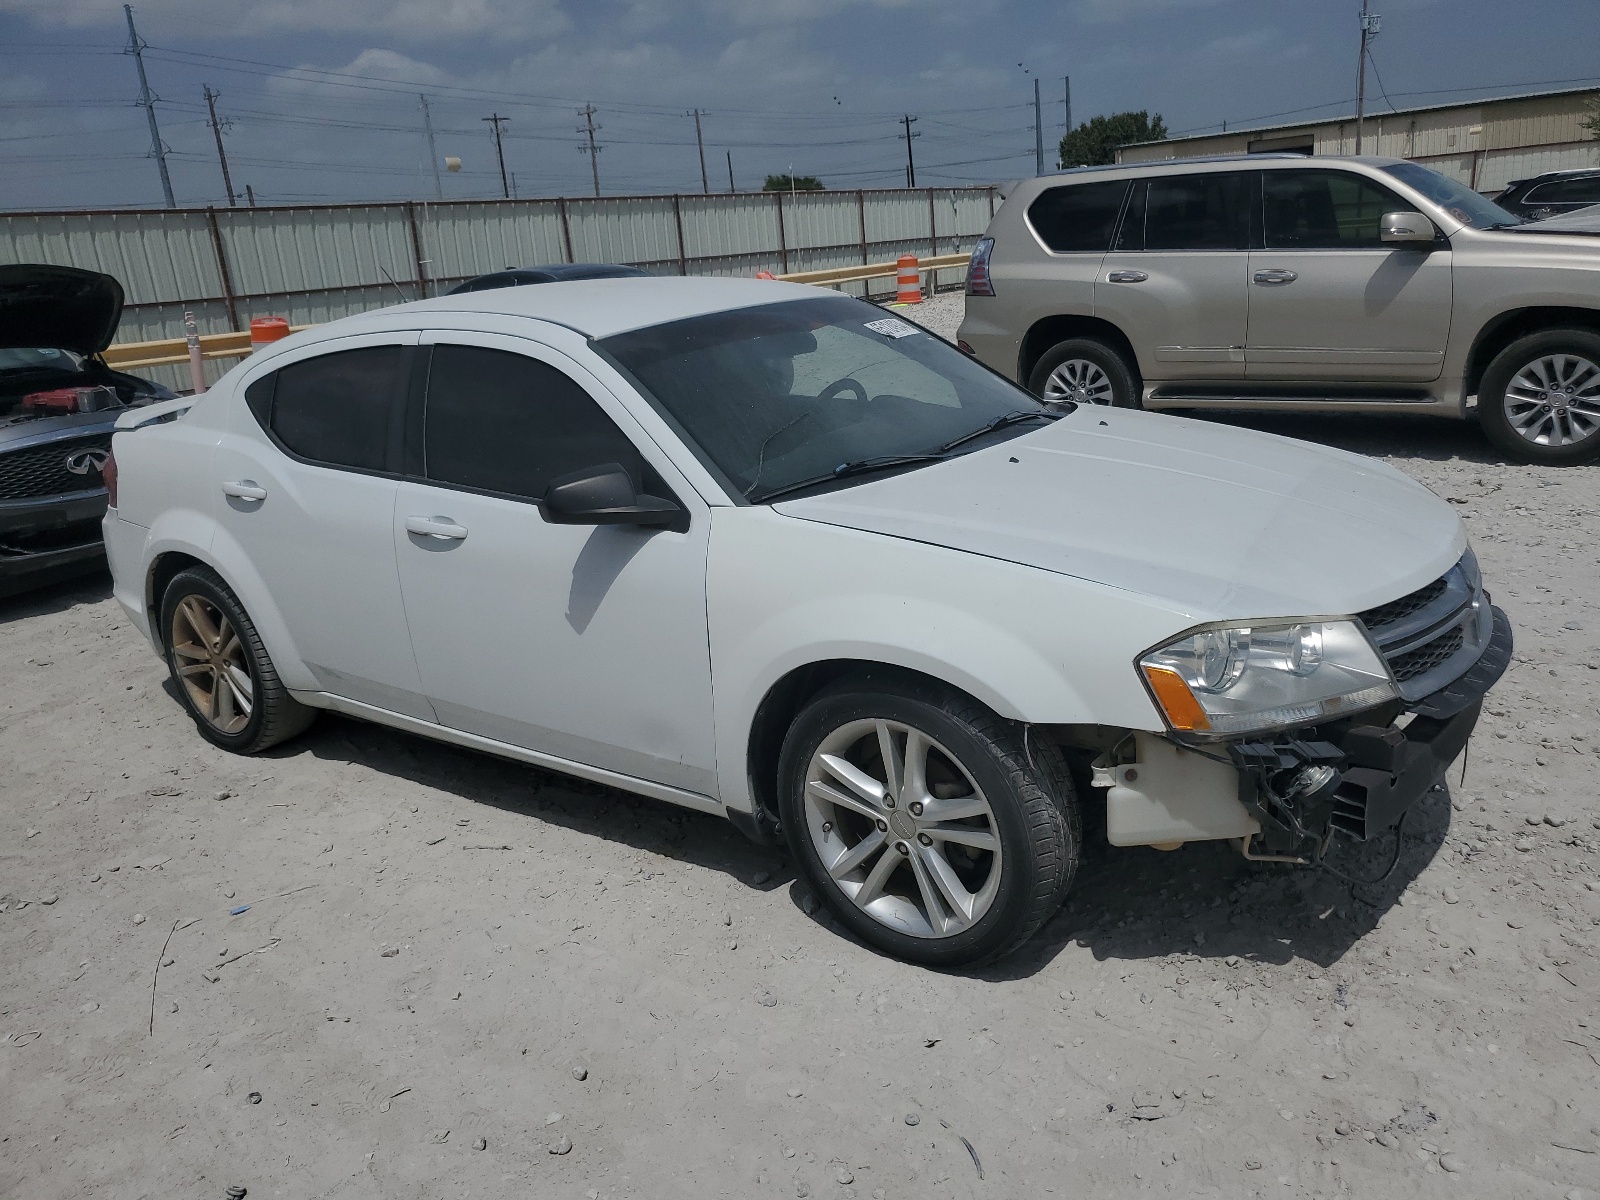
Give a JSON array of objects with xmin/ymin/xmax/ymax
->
[
  {"xmin": 102, "ymin": 447, "xmax": 119, "ymax": 508},
  {"xmin": 965, "ymin": 237, "xmax": 996, "ymax": 297}
]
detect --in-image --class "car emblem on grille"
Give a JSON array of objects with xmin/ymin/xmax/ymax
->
[{"xmin": 65, "ymin": 448, "xmax": 110, "ymax": 475}]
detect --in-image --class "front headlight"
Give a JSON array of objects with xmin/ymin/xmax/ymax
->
[{"xmin": 1138, "ymin": 620, "xmax": 1397, "ymax": 737}]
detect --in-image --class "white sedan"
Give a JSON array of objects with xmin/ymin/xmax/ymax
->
[{"xmin": 104, "ymin": 278, "xmax": 1511, "ymax": 966}]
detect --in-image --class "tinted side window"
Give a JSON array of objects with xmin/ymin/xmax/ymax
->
[
  {"xmin": 1264, "ymin": 170, "xmax": 1407, "ymax": 249},
  {"xmin": 423, "ymin": 344, "xmax": 643, "ymax": 501},
  {"xmin": 1026, "ymin": 180, "xmax": 1128, "ymax": 253},
  {"xmin": 1525, "ymin": 176, "xmax": 1600, "ymax": 203},
  {"xmin": 1113, "ymin": 180, "xmax": 1147, "ymax": 250},
  {"xmin": 270, "ymin": 346, "xmax": 402, "ymax": 471},
  {"xmin": 1144, "ymin": 172, "xmax": 1252, "ymax": 250}
]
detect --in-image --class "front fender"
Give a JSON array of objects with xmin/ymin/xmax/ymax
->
[{"xmin": 707, "ymin": 507, "xmax": 1189, "ymax": 814}]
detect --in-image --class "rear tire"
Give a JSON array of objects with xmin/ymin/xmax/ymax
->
[
  {"xmin": 776, "ymin": 670, "xmax": 1079, "ymax": 968},
  {"xmin": 1476, "ymin": 328, "xmax": 1600, "ymax": 465},
  {"xmin": 160, "ymin": 566, "xmax": 315, "ymax": 754},
  {"xmin": 1028, "ymin": 337, "xmax": 1141, "ymax": 409}
]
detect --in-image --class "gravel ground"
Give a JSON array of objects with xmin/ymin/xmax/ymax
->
[{"xmin": 2, "ymin": 292, "xmax": 1599, "ymax": 1200}]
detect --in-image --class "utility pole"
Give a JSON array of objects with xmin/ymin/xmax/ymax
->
[
  {"xmin": 726, "ymin": 150, "xmax": 735, "ymax": 193},
  {"xmin": 420, "ymin": 94, "xmax": 442, "ymax": 200},
  {"xmin": 900, "ymin": 114, "xmax": 919, "ymax": 188},
  {"xmin": 1033, "ymin": 77, "xmax": 1044, "ymax": 176},
  {"xmin": 1355, "ymin": 1, "xmax": 1380, "ymax": 153},
  {"xmin": 202, "ymin": 85, "xmax": 236, "ymax": 206},
  {"xmin": 245, "ymin": 184, "xmax": 256, "ymax": 208},
  {"xmin": 1063, "ymin": 76, "xmax": 1072, "ymax": 138},
  {"xmin": 577, "ymin": 104, "xmax": 602, "ymax": 197},
  {"xmin": 123, "ymin": 4, "xmax": 174, "ymax": 208},
  {"xmin": 692, "ymin": 109, "xmax": 709, "ymax": 195},
  {"xmin": 482, "ymin": 113, "xmax": 510, "ymax": 198}
]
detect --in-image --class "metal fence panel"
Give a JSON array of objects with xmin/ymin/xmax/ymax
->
[
  {"xmin": 782, "ymin": 192, "xmax": 861, "ymax": 251},
  {"xmin": 0, "ymin": 210, "xmax": 223, "ymax": 309},
  {"xmin": 417, "ymin": 200, "xmax": 568, "ymax": 289},
  {"xmin": 565, "ymin": 196, "xmax": 683, "ymax": 268},
  {"xmin": 678, "ymin": 195, "xmax": 784, "ymax": 265},
  {"xmin": 217, "ymin": 204, "xmax": 418, "ymax": 299}
]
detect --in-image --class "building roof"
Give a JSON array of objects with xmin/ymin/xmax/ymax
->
[{"xmin": 1122, "ymin": 83, "xmax": 1600, "ymax": 150}]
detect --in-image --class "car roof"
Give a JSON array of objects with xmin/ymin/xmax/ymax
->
[
  {"xmin": 328, "ymin": 276, "xmax": 827, "ymax": 341},
  {"xmin": 1520, "ymin": 168, "xmax": 1600, "ymax": 182}
]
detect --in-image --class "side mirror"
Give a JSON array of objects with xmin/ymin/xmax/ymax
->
[
  {"xmin": 1380, "ymin": 210, "xmax": 1437, "ymax": 244},
  {"xmin": 541, "ymin": 462, "xmax": 681, "ymax": 527}
]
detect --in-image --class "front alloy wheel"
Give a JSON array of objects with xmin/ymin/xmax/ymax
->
[
  {"xmin": 804, "ymin": 718, "xmax": 1003, "ymax": 938},
  {"xmin": 1478, "ymin": 328, "xmax": 1600, "ymax": 465},
  {"xmin": 778, "ymin": 675, "xmax": 1079, "ymax": 967}
]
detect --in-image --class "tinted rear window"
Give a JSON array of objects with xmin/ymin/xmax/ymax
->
[
  {"xmin": 1142, "ymin": 171, "xmax": 1253, "ymax": 250},
  {"xmin": 269, "ymin": 346, "xmax": 402, "ymax": 472},
  {"xmin": 1524, "ymin": 176, "xmax": 1600, "ymax": 204},
  {"xmin": 1026, "ymin": 180, "xmax": 1128, "ymax": 253}
]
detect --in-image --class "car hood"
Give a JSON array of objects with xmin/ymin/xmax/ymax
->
[
  {"xmin": 1506, "ymin": 203, "xmax": 1600, "ymax": 234},
  {"xmin": 0, "ymin": 264, "xmax": 125, "ymax": 356},
  {"xmin": 773, "ymin": 408, "xmax": 1465, "ymax": 621}
]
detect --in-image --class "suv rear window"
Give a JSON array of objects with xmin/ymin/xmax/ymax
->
[
  {"xmin": 260, "ymin": 345, "xmax": 404, "ymax": 472},
  {"xmin": 1141, "ymin": 172, "xmax": 1253, "ymax": 250},
  {"xmin": 1523, "ymin": 176, "xmax": 1600, "ymax": 204},
  {"xmin": 1026, "ymin": 180, "xmax": 1128, "ymax": 253}
]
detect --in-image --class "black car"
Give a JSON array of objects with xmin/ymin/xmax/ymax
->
[
  {"xmin": 446, "ymin": 262, "xmax": 649, "ymax": 295},
  {"xmin": 1495, "ymin": 169, "xmax": 1600, "ymax": 221},
  {"xmin": 0, "ymin": 264, "xmax": 175, "ymax": 598}
]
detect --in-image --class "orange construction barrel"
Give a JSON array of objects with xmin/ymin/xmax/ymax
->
[
  {"xmin": 895, "ymin": 255, "xmax": 922, "ymax": 304},
  {"xmin": 249, "ymin": 316, "xmax": 291, "ymax": 350}
]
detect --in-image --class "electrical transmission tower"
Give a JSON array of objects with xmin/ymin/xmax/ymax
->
[
  {"xmin": 203, "ymin": 86, "xmax": 236, "ymax": 207},
  {"xmin": 577, "ymin": 104, "xmax": 603, "ymax": 197},
  {"xmin": 123, "ymin": 4, "xmax": 174, "ymax": 208}
]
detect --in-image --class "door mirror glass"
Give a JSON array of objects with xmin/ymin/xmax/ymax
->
[
  {"xmin": 1380, "ymin": 210, "xmax": 1437, "ymax": 244},
  {"xmin": 542, "ymin": 462, "xmax": 681, "ymax": 526}
]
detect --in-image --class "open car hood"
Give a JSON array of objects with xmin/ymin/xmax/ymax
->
[
  {"xmin": 773, "ymin": 408, "xmax": 1465, "ymax": 622},
  {"xmin": 0, "ymin": 264, "xmax": 125, "ymax": 356}
]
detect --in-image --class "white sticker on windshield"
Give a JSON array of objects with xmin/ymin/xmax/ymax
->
[{"xmin": 863, "ymin": 317, "xmax": 919, "ymax": 339}]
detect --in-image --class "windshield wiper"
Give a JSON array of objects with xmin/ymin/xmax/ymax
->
[
  {"xmin": 754, "ymin": 453, "xmax": 950, "ymax": 504},
  {"xmin": 936, "ymin": 408, "xmax": 1063, "ymax": 454}
]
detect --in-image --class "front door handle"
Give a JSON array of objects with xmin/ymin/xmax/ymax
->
[
  {"xmin": 222, "ymin": 480, "xmax": 267, "ymax": 501},
  {"xmin": 1253, "ymin": 269, "xmax": 1299, "ymax": 285},
  {"xmin": 405, "ymin": 515, "xmax": 468, "ymax": 541},
  {"xmin": 1107, "ymin": 270, "xmax": 1149, "ymax": 283}
]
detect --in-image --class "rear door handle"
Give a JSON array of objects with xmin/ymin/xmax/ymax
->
[
  {"xmin": 405, "ymin": 515, "xmax": 468, "ymax": 541},
  {"xmin": 1253, "ymin": 269, "xmax": 1299, "ymax": 285},
  {"xmin": 222, "ymin": 480, "xmax": 267, "ymax": 501},
  {"xmin": 1107, "ymin": 270, "xmax": 1148, "ymax": 283}
]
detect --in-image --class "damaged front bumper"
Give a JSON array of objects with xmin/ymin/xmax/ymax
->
[
  {"xmin": 1229, "ymin": 606, "xmax": 1513, "ymax": 858},
  {"xmin": 1092, "ymin": 606, "xmax": 1513, "ymax": 856},
  {"xmin": 0, "ymin": 489, "xmax": 110, "ymax": 598}
]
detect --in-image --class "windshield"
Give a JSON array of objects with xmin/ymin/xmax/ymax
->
[
  {"xmin": 598, "ymin": 295, "xmax": 1048, "ymax": 502},
  {"xmin": 1381, "ymin": 162, "xmax": 1524, "ymax": 229},
  {"xmin": 0, "ymin": 347, "xmax": 83, "ymax": 373}
]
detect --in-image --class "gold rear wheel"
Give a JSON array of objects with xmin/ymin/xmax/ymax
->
[{"xmin": 169, "ymin": 594, "xmax": 254, "ymax": 735}]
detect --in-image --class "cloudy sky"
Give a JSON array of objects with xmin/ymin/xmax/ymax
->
[{"xmin": 3, "ymin": 0, "xmax": 1598, "ymax": 210}]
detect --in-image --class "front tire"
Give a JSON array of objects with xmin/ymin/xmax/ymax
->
[
  {"xmin": 1028, "ymin": 337, "xmax": 1141, "ymax": 408},
  {"xmin": 776, "ymin": 672, "xmax": 1079, "ymax": 968},
  {"xmin": 160, "ymin": 566, "xmax": 315, "ymax": 754},
  {"xmin": 1477, "ymin": 328, "xmax": 1600, "ymax": 465}
]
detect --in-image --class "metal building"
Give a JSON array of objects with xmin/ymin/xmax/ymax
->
[{"xmin": 1116, "ymin": 86, "xmax": 1600, "ymax": 194}]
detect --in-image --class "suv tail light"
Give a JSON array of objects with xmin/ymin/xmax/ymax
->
[
  {"xmin": 965, "ymin": 237, "xmax": 996, "ymax": 297},
  {"xmin": 102, "ymin": 446, "xmax": 119, "ymax": 508}
]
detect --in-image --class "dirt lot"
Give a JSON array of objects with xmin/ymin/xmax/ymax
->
[{"xmin": 3, "ymin": 293, "xmax": 1599, "ymax": 1200}]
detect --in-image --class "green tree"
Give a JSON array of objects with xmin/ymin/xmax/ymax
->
[
  {"xmin": 763, "ymin": 174, "xmax": 824, "ymax": 192},
  {"xmin": 1058, "ymin": 111, "xmax": 1168, "ymax": 168}
]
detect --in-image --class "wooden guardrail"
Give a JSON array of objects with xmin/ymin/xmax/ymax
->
[{"xmin": 102, "ymin": 252, "xmax": 971, "ymax": 371}]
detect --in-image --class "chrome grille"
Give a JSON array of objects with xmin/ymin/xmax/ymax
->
[
  {"xmin": 1388, "ymin": 626, "xmax": 1464, "ymax": 682},
  {"xmin": 1358, "ymin": 577, "xmax": 1448, "ymax": 634},
  {"xmin": 0, "ymin": 435, "xmax": 111, "ymax": 501},
  {"xmin": 1358, "ymin": 555, "xmax": 1486, "ymax": 703}
]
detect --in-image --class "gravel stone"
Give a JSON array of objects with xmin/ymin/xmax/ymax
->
[
  {"xmin": 835, "ymin": 1166, "xmax": 854, "ymax": 1185},
  {"xmin": 1438, "ymin": 1152, "xmax": 1464, "ymax": 1173},
  {"xmin": 472, "ymin": 1136, "xmax": 487, "ymax": 1151},
  {"xmin": 905, "ymin": 1113, "xmax": 920, "ymax": 1126},
  {"xmin": 549, "ymin": 1134, "xmax": 572, "ymax": 1155},
  {"xmin": 427, "ymin": 1129, "xmax": 449, "ymax": 1144},
  {"xmin": 752, "ymin": 870, "xmax": 771, "ymax": 885},
  {"xmin": 571, "ymin": 1065, "xmax": 588, "ymax": 1080}
]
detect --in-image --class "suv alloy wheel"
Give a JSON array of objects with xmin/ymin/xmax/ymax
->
[
  {"xmin": 777, "ymin": 673, "xmax": 1079, "ymax": 967},
  {"xmin": 1477, "ymin": 328, "xmax": 1600, "ymax": 465},
  {"xmin": 1028, "ymin": 338, "xmax": 1141, "ymax": 408}
]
